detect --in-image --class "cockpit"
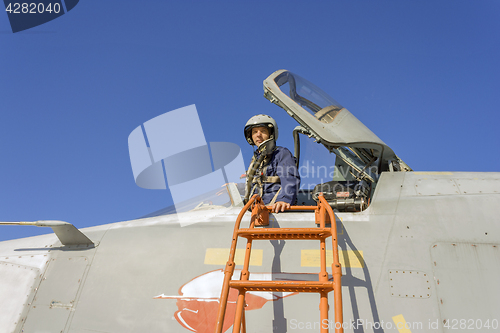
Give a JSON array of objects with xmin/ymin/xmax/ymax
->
[
  {"xmin": 143, "ymin": 70, "xmax": 412, "ymax": 218},
  {"xmin": 262, "ymin": 70, "xmax": 412, "ymax": 212}
]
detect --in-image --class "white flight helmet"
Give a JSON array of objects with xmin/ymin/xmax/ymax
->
[{"xmin": 244, "ymin": 114, "xmax": 279, "ymax": 146}]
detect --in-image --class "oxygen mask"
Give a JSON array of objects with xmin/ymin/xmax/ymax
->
[{"xmin": 257, "ymin": 138, "xmax": 275, "ymax": 156}]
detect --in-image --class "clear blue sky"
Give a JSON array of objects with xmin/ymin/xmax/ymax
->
[{"xmin": 1, "ymin": 0, "xmax": 499, "ymax": 241}]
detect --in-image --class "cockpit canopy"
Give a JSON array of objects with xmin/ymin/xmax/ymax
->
[{"xmin": 264, "ymin": 70, "xmax": 411, "ymax": 183}]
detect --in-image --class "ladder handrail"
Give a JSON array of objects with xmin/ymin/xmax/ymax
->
[
  {"xmin": 214, "ymin": 194, "xmax": 258, "ymax": 333},
  {"xmin": 214, "ymin": 193, "xmax": 343, "ymax": 333},
  {"xmin": 318, "ymin": 195, "xmax": 341, "ymax": 273},
  {"xmin": 319, "ymin": 195, "xmax": 343, "ymax": 332}
]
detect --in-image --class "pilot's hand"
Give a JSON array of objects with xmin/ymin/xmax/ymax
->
[{"xmin": 271, "ymin": 201, "xmax": 290, "ymax": 213}]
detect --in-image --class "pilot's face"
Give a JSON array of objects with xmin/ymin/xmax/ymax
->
[{"xmin": 251, "ymin": 126, "xmax": 270, "ymax": 147}]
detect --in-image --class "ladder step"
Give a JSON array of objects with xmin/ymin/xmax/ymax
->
[
  {"xmin": 236, "ymin": 228, "xmax": 332, "ymax": 240},
  {"xmin": 230, "ymin": 280, "xmax": 334, "ymax": 293}
]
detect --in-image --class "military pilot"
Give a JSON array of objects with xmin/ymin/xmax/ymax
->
[{"xmin": 243, "ymin": 114, "xmax": 300, "ymax": 213}]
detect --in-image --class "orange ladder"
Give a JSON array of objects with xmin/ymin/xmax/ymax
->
[{"xmin": 214, "ymin": 194, "xmax": 343, "ymax": 333}]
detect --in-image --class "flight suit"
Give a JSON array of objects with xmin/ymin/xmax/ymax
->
[{"xmin": 247, "ymin": 146, "xmax": 300, "ymax": 205}]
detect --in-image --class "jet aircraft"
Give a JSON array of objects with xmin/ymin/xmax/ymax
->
[{"xmin": 1, "ymin": 70, "xmax": 499, "ymax": 333}]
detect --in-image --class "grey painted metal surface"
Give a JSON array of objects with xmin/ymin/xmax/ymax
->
[
  {"xmin": 0, "ymin": 172, "xmax": 499, "ymax": 332},
  {"xmin": 431, "ymin": 242, "xmax": 500, "ymax": 331}
]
